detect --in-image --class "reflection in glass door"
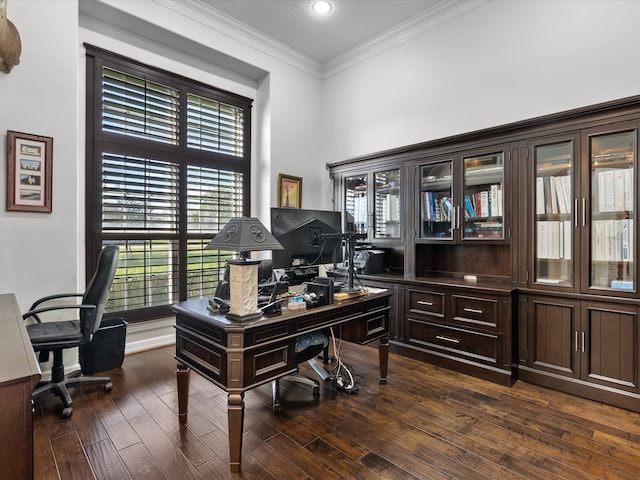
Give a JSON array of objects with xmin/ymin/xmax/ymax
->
[
  {"xmin": 345, "ymin": 174, "xmax": 368, "ymax": 234},
  {"xmin": 420, "ymin": 161, "xmax": 453, "ymax": 240},
  {"xmin": 462, "ymin": 152, "xmax": 504, "ymax": 240},
  {"xmin": 374, "ymin": 169, "xmax": 400, "ymax": 239},
  {"xmin": 590, "ymin": 130, "xmax": 635, "ymax": 291},
  {"xmin": 534, "ymin": 141, "xmax": 574, "ymax": 287}
]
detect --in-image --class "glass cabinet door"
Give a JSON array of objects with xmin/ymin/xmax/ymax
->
[
  {"xmin": 462, "ymin": 152, "xmax": 504, "ymax": 240},
  {"xmin": 589, "ymin": 130, "xmax": 635, "ymax": 291},
  {"xmin": 345, "ymin": 174, "xmax": 368, "ymax": 234},
  {"xmin": 374, "ymin": 169, "xmax": 400, "ymax": 239},
  {"xmin": 420, "ymin": 160, "xmax": 453, "ymax": 240},
  {"xmin": 534, "ymin": 141, "xmax": 574, "ymax": 287}
]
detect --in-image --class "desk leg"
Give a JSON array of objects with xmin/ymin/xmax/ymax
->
[
  {"xmin": 176, "ymin": 363, "xmax": 190, "ymax": 423},
  {"xmin": 228, "ymin": 392, "xmax": 245, "ymax": 473},
  {"xmin": 378, "ymin": 336, "xmax": 389, "ymax": 384}
]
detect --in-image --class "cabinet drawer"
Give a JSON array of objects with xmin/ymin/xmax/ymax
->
[
  {"xmin": 452, "ymin": 295, "xmax": 499, "ymax": 330},
  {"xmin": 407, "ymin": 318, "xmax": 501, "ymax": 366},
  {"xmin": 407, "ymin": 289, "xmax": 445, "ymax": 317}
]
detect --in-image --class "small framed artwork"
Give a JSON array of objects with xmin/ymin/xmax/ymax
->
[
  {"xmin": 278, "ymin": 173, "xmax": 302, "ymax": 208},
  {"xmin": 6, "ymin": 131, "xmax": 53, "ymax": 213}
]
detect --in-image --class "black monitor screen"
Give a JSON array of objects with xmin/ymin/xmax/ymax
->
[{"xmin": 270, "ymin": 208, "xmax": 343, "ymax": 269}]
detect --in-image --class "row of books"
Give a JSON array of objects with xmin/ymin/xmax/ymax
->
[
  {"xmin": 592, "ymin": 219, "xmax": 633, "ymax": 262},
  {"xmin": 422, "ymin": 191, "xmax": 452, "ymax": 222},
  {"xmin": 464, "ymin": 184, "xmax": 502, "ymax": 218},
  {"xmin": 537, "ymin": 219, "xmax": 635, "ymax": 262},
  {"xmin": 536, "ymin": 174, "xmax": 571, "ymax": 215},
  {"xmin": 536, "ymin": 220, "xmax": 572, "ymax": 260},
  {"xmin": 537, "ymin": 169, "xmax": 634, "ymax": 216},
  {"xmin": 595, "ymin": 168, "xmax": 634, "ymax": 213}
]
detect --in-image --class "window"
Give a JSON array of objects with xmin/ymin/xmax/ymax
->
[{"xmin": 85, "ymin": 46, "xmax": 253, "ymax": 322}]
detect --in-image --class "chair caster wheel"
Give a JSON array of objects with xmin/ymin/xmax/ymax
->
[
  {"xmin": 273, "ymin": 403, "xmax": 282, "ymax": 414},
  {"xmin": 61, "ymin": 407, "xmax": 73, "ymax": 418},
  {"xmin": 104, "ymin": 382, "xmax": 113, "ymax": 392},
  {"xmin": 313, "ymin": 386, "xmax": 320, "ymax": 398}
]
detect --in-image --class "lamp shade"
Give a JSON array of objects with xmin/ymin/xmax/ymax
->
[{"xmin": 206, "ymin": 217, "xmax": 283, "ymax": 256}]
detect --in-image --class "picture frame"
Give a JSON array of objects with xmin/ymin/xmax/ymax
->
[
  {"xmin": 278, "ymin": 173, "xmax": 302, "ymax": 209},
  {"xmin": 6, "ymin": 130, "xmax": 53, "ymax": 213}
]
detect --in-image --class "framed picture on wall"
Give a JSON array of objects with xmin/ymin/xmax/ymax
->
[
  {"xmin": 278, "ymin": 173, "xmax": 302, "ymax": 208},
  {"xmin": 6, "ymin": 130, "xmax": 53, "ymax": 213}
]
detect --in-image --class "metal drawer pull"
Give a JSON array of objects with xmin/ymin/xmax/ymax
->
[
  {"xmin": 436, "ymin": 335, "xmax": 460, "ymax": 344},
  {"xmin": 463, "ymin": 307, "xmax": 483, "ymax": 314},
  {"xmin": 417, "ymin": 300, "xmax": 433, "ymax": 306}
]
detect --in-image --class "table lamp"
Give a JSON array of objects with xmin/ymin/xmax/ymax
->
[{"xmin": 206, "ymin": 217, "xmax": 283, "ymax": 320}]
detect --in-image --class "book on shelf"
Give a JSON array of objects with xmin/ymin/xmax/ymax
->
[
  {"xmin": 464, "ymin": 195, "xmax": 475, "ymax": 218},
  {"xmin": 611, "ymin": 280, "xmax": 634, "ymax": 290}
]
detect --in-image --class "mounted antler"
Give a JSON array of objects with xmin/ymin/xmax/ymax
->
[{"xmin": 0, "ymin": 0, "xmax": 21, "ymax": 74}]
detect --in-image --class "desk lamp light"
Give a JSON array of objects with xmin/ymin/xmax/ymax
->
[{"xmin": 206, "ymin": 217, "xmax": 283, "ymax": 321}]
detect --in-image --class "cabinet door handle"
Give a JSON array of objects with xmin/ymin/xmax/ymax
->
[
  {"xmin": 451, "ymin": 206, "xmax": 455, "ymax": 231},
  {"xmin": 417, "ymin": 300, "xmax": 433, "ymax": 306},
  {"xmin": 436, "ymin": 335, "xmax": 460, "ymax": 344},
  {"xmin": 456, "ymin": 206, "xmax": 461, "ymax": 229},
  {"xmin": 574, "ymin": 198, "xmax": 579, "ymax": 228},
  {"xmin": 463, "ymin": 307, "xmax": 483, "ymax": 314},
  {"xmin": 582, "ymin": 198, "xmax": 586, "ymax": 227},
  {"xmin": 575, "ymin": 331, "xmax": 579, "ymax": 352},
  {"xmin": 581, "ymin": 331, "xmax": 586, "ymax": 353}
]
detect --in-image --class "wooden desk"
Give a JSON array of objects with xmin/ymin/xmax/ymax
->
[
  {"xmin": 0, "ymin": 293, "xmax": 41, "ymax": 480},
  {"xmin": 172, "ymin": 288, "xmax": 391, "ymax": 472}
]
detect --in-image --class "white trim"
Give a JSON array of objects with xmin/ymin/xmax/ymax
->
[
  {"xmin": 124, "ymin": 316, "xmax": 176, "ymax": 354},
  {"xmin": 148, "ymin": 0, "xmax": 486, "ymax": 79},
  {"xmin": 323, "ymin": 0, "xmax": 488, "ymax": 79},
  {"xmin": 157, "ymin": 0, "xmax": 323, "ymax": 77}
]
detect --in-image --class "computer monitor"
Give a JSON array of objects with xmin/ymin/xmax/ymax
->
[{"xmin": 270, "ymin": 208, "xmax": 343, "ymax": 269}]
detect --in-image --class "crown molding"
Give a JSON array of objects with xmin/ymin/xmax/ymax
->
[
  {"xmin": 322, "ymin": 0, "xmax": 488, "ymax": 79},
  {"xmin": 155, "ymin": 0, "xmax": 323, "ymax": 78},
  {"xmin": 103, "ymin": 0, "xmax": 486, "ymax": 80}
]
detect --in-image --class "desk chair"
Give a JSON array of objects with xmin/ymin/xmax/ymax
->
[
  {"xmin": 272, "ymin": 330, "xmax": 330, "ymax": 413},
  {"xmin": 23, "ymin": 244, "xmax": 120, "ymax": 418}
]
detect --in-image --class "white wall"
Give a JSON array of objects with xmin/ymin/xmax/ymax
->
[
  {"xmin": 3, "ymin": 0, "xmax": 640, "ymax": 353},
  {"xmin": 321, "ymin": 0, "xmax": 640, "ymax": 162},
  {"xmin": 0, "ymin": 1, "xmax": 80, "ymax": 306}
]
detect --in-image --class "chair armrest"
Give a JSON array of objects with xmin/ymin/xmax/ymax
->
[
  {"xmin": 23, "ymin": 303, "xmax": 96, "ymax": 324},
  {"xmin": 28, "ymin": 293, "xmax": 83, "ymax": 311}
]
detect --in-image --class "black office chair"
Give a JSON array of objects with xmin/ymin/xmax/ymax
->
[
  {"xmin": 272, "ymin": 330, "xmax": 330, "ymax": 413},
  {"xmin": 23, "ymin": 244, "xmax": 120, "ymax": 418}
]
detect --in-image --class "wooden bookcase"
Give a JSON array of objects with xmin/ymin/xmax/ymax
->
[{"xmin": 328, "ymin": 95, "xmax": 640, "ymax": 410}]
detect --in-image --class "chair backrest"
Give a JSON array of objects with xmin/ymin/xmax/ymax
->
[{"xmin": 82, "ymin": 244, "xmax": 120, "ymax": 336}]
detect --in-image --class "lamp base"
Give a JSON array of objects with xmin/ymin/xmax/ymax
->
[{"xmin": 227, "ymin": 259, "xmax": 261, "ymax": 320}]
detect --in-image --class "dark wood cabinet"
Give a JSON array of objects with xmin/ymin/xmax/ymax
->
[
  {"xmin": 399, "ymin": 279, "xmax": 513, "ymax": 386},
  {"xmin": 328, "ymin": 95, "xmax": 640, "ymax": 410},
  {"xmin": 518, "ymin": 294, "xmax": 640, "ymax": 409},
  {"xmin": 0, "ymin": 294, "xmax": 41, "ymax": 480}
]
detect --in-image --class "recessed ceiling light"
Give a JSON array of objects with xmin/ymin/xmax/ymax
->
[{"xmin": 312, "ymin": 1, "xmax": 332, "ymax": 15}]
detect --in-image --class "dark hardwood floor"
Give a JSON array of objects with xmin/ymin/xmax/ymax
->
[{"xmin": 33, "ymin": 342, "xmax": 640, "ymax": 479}]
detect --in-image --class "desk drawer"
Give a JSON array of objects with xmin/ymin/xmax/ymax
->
[
  {"xmin": 452, "ymin": 295, "xmax": 499, "ymax": 330},
  {"xmin": 407, "ymin": 318, "xmax": 501, "ymax": 366},
  {"xmin": 407, "ymin": 289, "xmax": 445, "ymax": 317},
  {"xmin": 175, "ymin": 326, "xmax": 225, "ymax": 386},
  {"xmin": 341, "ymin": 310, "xmax": 389, "ymax": 344}
]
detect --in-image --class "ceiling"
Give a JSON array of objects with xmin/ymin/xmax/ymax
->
[{"xmin": 200, "ymin": 0, "xmax": 446, "ymax": 65}]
